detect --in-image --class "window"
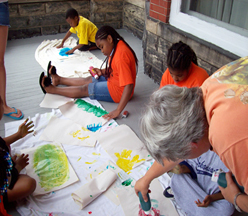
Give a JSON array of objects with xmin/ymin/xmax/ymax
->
[
  {"xmin": 181, "ymin": 0, "xmax": 248, "ymax": 37},
  {"xmin": 169, "ymin": 0, "xmax": 248, "ymax": 57}
]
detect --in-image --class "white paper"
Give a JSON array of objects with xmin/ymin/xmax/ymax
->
[
  {"xmin": 21, "ymin": 143, "xmax": 79, "ymax": 196},
  {"xmin": 71, "ymin": 169, "xmax": 117, "ymax": 209},
  {"xmin": 40, "ymin": 93, "xmax": 74, "ymax": 108},
  {"xmin": 40, "ymin": 116, "xmax": 97, "ymax": 147}
]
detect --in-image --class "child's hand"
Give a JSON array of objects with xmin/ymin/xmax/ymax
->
[
  {"xmin": 18, "ymin": 119, "xmax": 34, "ymax": 138},
  {"xmin": 56, "ymin": 43, "xmax": 63, "ymax": 49},
  {"xmin": 66, "ymin": 49, "xmax": 74, "ymax": 54},
  {"xmin": 14, "ymin": 154, "xmax": 29, "ymax": 173},
  {"xmin": 195, "ymin": 195, "xmax": 213, "ymax": 207},
  {"xmin": 94, "ymin": 68, "xmax": 103, "ymax": 76},
  {"xmin": 102, "ymin": 109, "xmax": 121, "ymax": 121}
]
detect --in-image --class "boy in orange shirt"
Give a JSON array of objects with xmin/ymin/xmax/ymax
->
[
  {"xmin": 40, "ymin": 26, "xmax": 138, "ymax": 120},
  {"xmin": 160, "ymin": 41, "xmax": 209, "ymax": 88}
]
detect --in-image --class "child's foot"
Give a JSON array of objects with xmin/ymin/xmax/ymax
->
[
  {"xmin": 13, "ymin": 154, "xmax": 29, "ymax": 173},
  {"xmin": 4, "ymin": 106, "xmax": 23, "ymax": 119},
  {"xmin": 169, "ymin": 164, "xmax": 191, "ymax": 174},
  {"xmin": 50, "ymin": 72, "xmax": 60, "ymax": 86}
]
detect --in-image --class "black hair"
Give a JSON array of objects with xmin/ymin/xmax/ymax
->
[
  {"xmin": 66, "ymin": 8, "xmax": 78, "ymax": 19},
  {"xmin": 167, "ymin": 41, "xmax": 198, "ymax": 72},
  {"xmin": 95, "ymin": 25, "xmax": 138, "ymax": 79}
]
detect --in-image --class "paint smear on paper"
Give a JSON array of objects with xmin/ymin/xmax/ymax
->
[
  {"xmin": 138, "ymin": 206, "xmax": 160, "ymax": 216},
  {"xmin": 122, "ymin": 178, "xmax": 133, "ymax": 186},
  {"xmin": 70, "ymin": 130, "xmax": 81, "ymax": 137},
  {"xmin": 115, "ymin": 149, "xmax": 145, "ymax": 172},
  {"xmin": 33, "ymin": 144, "xmax": 69, "ymax": 191},
  {"xmin": 77, "ymin": 157, "xmax": 82, "ymax": 162},
  {"xmin": 82, "ymin": 127, "xmax": 90, "ymax": 131},
  {"xmin": 92, "ymin": 152, "xmax": 100, "ymax": 156},
  {"xmin": 85, "ymin": 160, "xmax": 97, "ymax": 164},
  {"xmin": 87, "ymin": 123, "xmax": 102, "ymax": 132},
  {"xmin": 88, "ymin": 212, "xmax": 92, "ymax": 215},
  {"xmin": 75, "ymin": 99, "xmax": 108, "ymax": 117},
  {"xmin": 78, "ymin": 136, "xmax": 90, "ymax": 141}
]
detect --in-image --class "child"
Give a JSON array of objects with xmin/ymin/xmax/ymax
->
[
  {"xmin": 56, "ymin": 8, "xmax": 98, "ymax": 53},
  {"xmin": 0, "ymin": 96, "xmax": 36, "ymax": 214},
  {"xmin": 40, "ymin": 25, "xmax": 138, "ymax": 120},
  {"xmin": 160, "ymin": 41, "xmax": 209, "ymax": 88},
  {"xmin": 164, "ymin": 150, "xmax": 234, "ymax": 216}
]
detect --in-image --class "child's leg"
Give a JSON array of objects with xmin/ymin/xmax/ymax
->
[{"xmin": 7, "ymin": 174, "xmax": 36, "ymax": 202}]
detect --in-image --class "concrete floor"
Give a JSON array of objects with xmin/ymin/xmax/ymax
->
[{"xmin": 1, "ymin": 29, "xmax": 247, "ymax": 216}]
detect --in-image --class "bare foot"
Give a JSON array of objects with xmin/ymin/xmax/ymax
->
[
  {"xmin": 169, "ymin": 164, "xmax": 191, "ymax": 174},
  {"xmin": 4, "ymin": 106, "xmax": 22, "ymax": 118},
  {"xmin": 14, "ymin": 154, "xmax": 29, "ymax": 173},
  {"xmin": 49, "ymin": 66, "xmax": 60, "ymax": 86}
]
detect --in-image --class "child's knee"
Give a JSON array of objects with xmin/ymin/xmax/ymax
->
[{"xmin": 27, "ymin": 177, "xmax": 36, "ymax": 193}]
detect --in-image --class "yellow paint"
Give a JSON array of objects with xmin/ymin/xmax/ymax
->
[
  {"xmin": 70, "ymin": 130, "xmax": 81, "ymax": 138},
  {"xmin": 92, "ymin": 152, "xmax": 100, "ymax": 156},
  {"xmin": 115, "ymin": 149, "xmax": 145, "ymax": 172},
  {"xmin": 90, "ymin": 174, "xmax": 93, "ymax": 179},
  {"xmin": 85, "ymin": 160, "xmax": 97, "ymax": 164},
  {"xmin": 81, "ymin": 127, "xmax": 90, "ymax": 131},
  {"xmin": 78, "ymin": 136, "xmax": 90, "ymax": 141},
  {"xmin": 77, "ymin": 156, "xmax": 82, "ymax": 162}
]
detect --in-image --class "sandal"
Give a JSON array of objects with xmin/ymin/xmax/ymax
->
[
  {"xmin": 39, "ymin": 72, "xmax": 51, "ymax": 94},
  {"xmin": 4, "ymin": 107, "xmax": 24, "ymax": 120},
  {"xmin": 47, "ymin": 61, "xmax": 57, "ymax": 77}
]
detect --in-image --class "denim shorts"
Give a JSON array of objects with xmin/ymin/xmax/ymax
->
[
  {"xmin": 0, "ymin": 1, "xmax": 10, "ymax": 26},
  {"xmin": 88, "ymin": 76, "xmax": 114, "ymax": 102}
]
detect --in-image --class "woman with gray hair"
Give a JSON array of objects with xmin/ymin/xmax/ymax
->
[{"xmin": 135, "ymin": 56, "xmax": 248, "ymax": 213}]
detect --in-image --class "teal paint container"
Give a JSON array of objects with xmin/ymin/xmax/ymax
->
[{"xmin": 217, "ymin": 173, "xmax": 245, "ymax": 193}]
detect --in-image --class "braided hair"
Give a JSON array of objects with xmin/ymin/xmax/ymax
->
[
  {"xmin": 95, "ymin": 26, "xmax": 138, "ymax": 78},
  {"xmin": 167, "ymin": 41, "xmax": 198, "ymax": 72}
]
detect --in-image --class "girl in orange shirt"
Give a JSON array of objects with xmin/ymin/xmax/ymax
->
[{"xmin": 40, "ymin": 26, "xmax": 138, "ymax": 120}]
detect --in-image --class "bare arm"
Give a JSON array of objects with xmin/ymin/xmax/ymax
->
[
  {"xmin": 219, "ymin": 172, "xmax": 248, "ymax": 212},
  {"xmin": 103, "ymin": 84, "xmax": 133, "ymax": 120},
  {"xmin": 3, "ymin": 119, "xmax": 34, "ymax": 149},
  {"xmin": 195, "ymin": 192, "xmax": 224, "ymax": 207},
  {"xmin": 134, "ymin": 159, "xmax": 182, "ymax": 202},
  {"xmin": 57, "ymin": 31, "xmax": 72, "ymax": 48},
  {"xmin": 66, "ymin": 44, "xmax": 84, "ymax": 54}
]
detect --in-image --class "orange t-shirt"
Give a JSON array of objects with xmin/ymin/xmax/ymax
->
[
  {"xmin": 201, "ymin": 56, "xmax": 248, "ymax": 194},
  {"xmin": 159, "ymin": 63, "xmax": 209, "ymax": 88},
  {"xmin": 107, "ymin": 40, "xmax": 136, "ymax": 103}
]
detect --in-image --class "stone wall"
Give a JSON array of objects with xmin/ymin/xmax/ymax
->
[
  {"xmin": 123, "ymin": 0, "xmax": 145, "ymax": 40},
  {"xmin": 8, "ymin": 0, "xmax": 123, "ymax": 39},
  {"xmin": 142, "ymin": 3, "xmax": 240, "ymax": 84}
]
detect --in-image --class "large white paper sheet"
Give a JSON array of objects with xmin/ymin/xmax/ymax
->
[
  {"xmin": 20, "ymin": 143, "xmax": 79, "ymax": 196},
  {"xmin": 39, "ymin": 93, "xmax": 74, "ymax": 108},
  {"xmin": 96, "ymin": 124, "xmax": 151, "ymax": 173},
  {"xmin": 40, "ymin": 116, "xmax": 97, "ymax": 147},
  {"xmin": 35, "ymin": 37, "xmax": 103, "ymax": 78},
  {"xmin": 59, "ymin": 98, "xmax": 108, "ymax": 131}
]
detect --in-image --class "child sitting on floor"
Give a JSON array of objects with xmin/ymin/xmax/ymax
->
[
  {"xmin": 56, "ymin": 8, "xmax": 98, "ymax": 53},
  {"xmin": 0, "ymin": 96, "xmax": 36, "ymax": 215},
  {"xmin": 160, "ymin": 41, "xmax": 209, "ymax": 88},
  {"xmin": 40, "ymin": 25, "xmax": 138, "ymax": 120}
]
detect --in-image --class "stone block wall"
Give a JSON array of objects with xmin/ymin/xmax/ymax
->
[
  {"xmin": 123, "ymin": 0, "xmax": 145, "ymax": 39},
  {"xmin": 8, "ymin": 0, "xmax": 123, "ymax": 39},
  {"xmin": 142, "ymin": 2, "xmax": 240, "ymax": 84}
]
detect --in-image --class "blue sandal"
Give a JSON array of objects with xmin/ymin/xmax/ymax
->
[{"xmin": 4, "ymin": 107, "xmax": 24, "ymax": 120}]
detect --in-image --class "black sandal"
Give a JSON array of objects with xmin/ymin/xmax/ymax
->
[
  {"xmin": 39, "ymin": 72, "xmax": 52, "ymax": 94},
  {"xmin": 47, "ymin": 61, "xmax": 57, "ymax": 77}
]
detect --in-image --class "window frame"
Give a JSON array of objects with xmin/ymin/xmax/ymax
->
[{"xmin": 169, "ymin": 0, "xmax": 248, "ymax": 57}]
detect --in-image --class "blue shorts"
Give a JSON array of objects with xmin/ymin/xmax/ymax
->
[
  {"xmin": 0, "ymin": 2, "xmax": 10, "ymax": 27},
  {"xmin": 88, "ymin": 76, "xmax": 114, "ymax": 102}
]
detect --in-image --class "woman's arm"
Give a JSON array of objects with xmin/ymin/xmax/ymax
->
[
  {"xmin": 134, "ymin": 159, "xmax": 181, "ymax": 202},
  {"xmin": 103, "ymin": 83, "xmax": 133, "ymax": 120}
]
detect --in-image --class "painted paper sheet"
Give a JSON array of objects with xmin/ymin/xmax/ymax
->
[
  {"xmin": 117, "ymin": 178, "xmax": 179, "ymax": 216},
  {"xmin": 59, "ymin": 98, "xmax": 108, "ymax": 131},
  {"xmin": 21, "ymin": 143, "xmax": 79, "ymax": 196},
  {"xmin": 96, "ymin": 124, "xmax": 151, "ymax": 173},
  {"xmin": 39, "ymin": 93, "xmax": 74, "ymax": 108},
  {"xmin": 40, "ymin": 116, "xmax": 97, "ymax": 147},
  {"xmin": 35, "ymin": 37, "xmax": 103, "ymax": 78}
]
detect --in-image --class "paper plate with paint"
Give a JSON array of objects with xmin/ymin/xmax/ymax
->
[{"xmin": 21, "ymin": 143, "xmax": 79, "ymax": 196}]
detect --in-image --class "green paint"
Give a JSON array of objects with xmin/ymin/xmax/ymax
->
[
  {"xmin": 122, "ymin": 178, "xmax": 133, "ymax": 186},
  {"xmin": 33, "ymin": 144, "xmax": 70, "ymax": 191},
  {"xmin": 75, "ymin": 99, "xmax": 108, "ymax": 117},
  {"xmin": 90, "ymin": 195, "xmax": 93, "ymax": 197}
]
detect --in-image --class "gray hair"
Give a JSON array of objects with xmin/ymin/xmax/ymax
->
[{"xmin": 140, "ymin": 85, "xmax": 207, "ymax": 164}]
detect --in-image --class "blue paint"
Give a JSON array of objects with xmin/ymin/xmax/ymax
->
[
  {"xmin": 87, "ymin": 123, "xmax": 102, "ymax": 132},
  {"xmin": 59, "ymin": 48, "xmax": 74, "ymax": 57}
]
